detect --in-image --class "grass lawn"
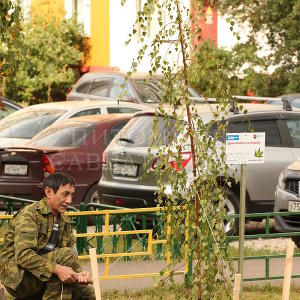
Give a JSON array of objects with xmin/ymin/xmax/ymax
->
[{"xmin": 102, "ymin": 283, "xmax": 300, "ymax": 299}]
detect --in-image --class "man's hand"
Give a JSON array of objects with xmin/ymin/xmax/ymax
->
[
  {"xmin": 53, "ymin": 264, "xmax": 77, "ymax": 284},
  {"xmin": 75, "ymin": 271, "xmax": 93, "ymax": 285}
]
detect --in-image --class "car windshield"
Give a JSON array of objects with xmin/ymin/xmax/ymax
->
[
  {"xmin": 29, "ymin": 122, "xmax": 94, "ymax": 147},
  {"xmin": 116, "ymin": 115, "xmax": 182, "ymax": 147},
  {"xmin": 0, "ymin": 109, "xmax": 66, "ymax": 139},
  {"xmin": 133, "ymin": 78, "xmax": 201, "ymax": 103}
]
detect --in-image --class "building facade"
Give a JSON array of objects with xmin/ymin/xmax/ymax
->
[{"xmin": 23, "ymin": 0, "xmax": 239, "ymax": 73}]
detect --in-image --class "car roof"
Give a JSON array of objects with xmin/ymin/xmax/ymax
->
[
  {"xmin": 132, "ymin": 103, "xmax": 300, "ymax": 123},
  {"xmin": 77, "ymin": 71, "xmax": 160, "ymax": 81},
  {"xmin": 9, "ymin": 100, "xmax": 152, "ymax": 113},
  {"xmin": 40, "ymin": 113, "xmax": 133, "ymax": 128}
]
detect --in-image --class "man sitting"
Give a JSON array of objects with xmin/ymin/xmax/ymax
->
[{"xmin": 0, "ymin": 172, "xmax": 95, "ymax": 299}]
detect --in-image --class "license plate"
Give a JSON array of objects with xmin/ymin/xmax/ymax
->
[
  {"xmin": 4, "ymin": 164, "xmax": 28, "ymax": 176},
  {"xmin": 112, "ymin": 163, "xmax": 138, "ymax": 177},
  {"xmin": 288, "ymin": 201, "xmax": 300, "ymax": 212}
]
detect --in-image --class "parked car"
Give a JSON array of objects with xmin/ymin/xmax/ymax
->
[
  {"xmin": 67, "ymin": 71, "xmax": 201, "ymax": 104},
  {"xmin": 0, "ymin": 97, "xmax": 22, "ymax": 120},
  {"xmin": 98, "ymin": 103, "xmax": 300, "ymax": 232},
  {"xmin": 274, "ymin": 160, "xmax": 300, "ymax": 246},
  {"xmin": 0, "ymin": 100, "xmax": 151, "ymax": 148},
  {"xmin": 0, "ymin": 114, "xmax": 132, "ymax": 206}
]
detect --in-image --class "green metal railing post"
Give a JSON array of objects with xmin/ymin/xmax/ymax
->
[
  {"xmin": 141, "ymin": 214, "xmax": 149, "ymax": 260},
  {"xmin": 266, "ymin": 215, "xmax": 270, "ymax": 235},
  {"xmin": 121, "ymin": 215, "xmax": 132, "ymax": 261},
  {"xmin": 126, "ymin": 216, "xmax": 133, "ymax": 261},
  {"xmin": 142, "ymin": 215, "xmax": 147, "ymax": 249},
  {"xmin": 155, "ymin": 213, "xmax": 163, "ymax": 259},
  {"xmin": 265, "ymin": 257, "xmax": 270, "ymax": 279},
  {"xmin": 112, "ymin": 215, "xmax": 118, "ymax": 253},
  {"xmin": 76, "ymin": 202, "xmax": 88, "ymax": 255},
  {"xmin": 95, "ymin": 214, "xmax": 104, "ymax": 262}
]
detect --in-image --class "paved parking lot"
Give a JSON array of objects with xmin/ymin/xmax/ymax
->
[{"xmin": 81, "ymin": 257, "xmax": 300, "ymax": 291}]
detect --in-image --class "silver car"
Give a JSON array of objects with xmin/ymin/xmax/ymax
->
[
  {"xmin": 0, "ymin": 100, "xmax": 151, "ymax": 147},
  {"xmin": 67, "ymin": 71, "xmax": 201, "ymax": 104},
  {"xmin": 98, "ymin": 103, "xmax": 300, "ymax": 228},
  {"xmin": 274, "ymin": 160, "xmax": 300, "ymax": 246}
]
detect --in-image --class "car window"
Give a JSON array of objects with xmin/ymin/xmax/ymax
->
[
  {"xmin": 105, "ymin": 121, "xmax": 128, "ymax": 146},
  {"xmin": 70, "ymin": 108, "xmax": 101, "ymax": 118},
  {"xmin": 90, "ymin": 78, "xmax": 111, "ymax": 97},
  {"xmin": 76, "ymin": 81, "xmax": 91, "ymax": 94},
  {"xmin": 286, "ymin": 119, "xmax": 300, "ymax": 147},
  {"xmin": 116, "ymin": 115, "xmax": 181, "ymax": 147},
  {"xmin": 210, "ymin": 119, "xmax": 282, "ymax": 147},
  {"xmin": 0, "ymin": 109, "xmax": 66, "ymax": 139},
  {"xmin": 110, "ymin": 78, "xmax": 134, "ymax": 99},
  {"xmin": 29, "ymin": 123, "xmax": 94, "ymax": 147},
  {"xmin": 228, "ymin": 119, "xmax": 282, "ymax": 147},
  {"xmin": 107, "ymin": 107, "xmax": 141, "ymax": 114},
  {"xmin": 133, "ymin": 79, "xmax": 162, "ymax": 103},
  {"xmin": 0, "ymin": 104, "xmax": 18, "ymax": 120}
]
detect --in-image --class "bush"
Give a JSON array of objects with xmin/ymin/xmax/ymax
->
[{"xmin": 3, "ymin": 17, "xmax": 89, "ymax": 104}]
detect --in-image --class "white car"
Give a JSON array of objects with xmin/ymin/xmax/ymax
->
[{"xmin": 0, "ymin": 100, "xmax": 152, "ymax": 147}]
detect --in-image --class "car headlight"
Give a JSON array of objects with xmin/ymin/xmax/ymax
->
[{"xmin": 277, "ymin": 171, "xmax": 285, "ymax": 190}]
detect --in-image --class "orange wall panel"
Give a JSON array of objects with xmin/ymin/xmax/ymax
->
[{"xmin": 88, "ymin": 0, "xmax": 110, "ymax": 70}]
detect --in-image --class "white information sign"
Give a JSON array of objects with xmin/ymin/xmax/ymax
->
[{"xmin": 226, "ymin": 132, "xmax": 265, "ymax": 165}]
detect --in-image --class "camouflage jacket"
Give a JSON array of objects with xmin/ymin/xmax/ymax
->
[{"xmin": 0, "ymin": 198, "xmax": 78, "ymax": 290}]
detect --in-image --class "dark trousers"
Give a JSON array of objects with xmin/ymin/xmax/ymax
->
[{"xmin": 6, "ymin": 247, "xmax": 95, "ymax": 300}]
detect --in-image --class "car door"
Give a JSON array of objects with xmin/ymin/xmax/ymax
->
[{"xmin": 228, "ymin": 115, "xmax": 294, "ymax": 204}]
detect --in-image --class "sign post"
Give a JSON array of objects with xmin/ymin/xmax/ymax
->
[
  {"xmin": 226, "ymin": 132, "xmax": 265, "ymax": 298},
  {"xmin": 238, "ymin": 163, "xmax": 246, "ymax": 291}
]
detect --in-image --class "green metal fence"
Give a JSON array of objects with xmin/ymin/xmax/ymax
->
[
  {"xmin": 1, "ymin": 195, "xmax": 300, "ymax": 282},
  {"xmin": 227, "ymin": 211, "xmax": 300, "ymax": 282}
]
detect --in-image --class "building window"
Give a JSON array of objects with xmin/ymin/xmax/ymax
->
[{"xmin": 65, "ymin": 0, "xmax": 91, "ymax": 36}]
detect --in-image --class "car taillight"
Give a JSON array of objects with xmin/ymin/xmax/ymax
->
[
  {"xmin": 152, "ymin": 152, "xmax": 192, "ymax": 172},
  {"xmin": 102, "ymin": 151, "xmax": 106, "ymax": 166},
  {"xmin": 115, "ymin": 198, "xmax": 124, "ymax": 206},
  {"xmin": 42, "ymin": 154, "xmax": 55, "ymax": 175}
]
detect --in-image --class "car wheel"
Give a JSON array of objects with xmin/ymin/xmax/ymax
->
[
  {"xmin": 84, "ymin": 184, "xmax": 101, "ymax": 225},
  {"xmin": 222, "ymin": 190, "xmax": 239, "ymax": 236},
  {"xmin": 84, "ymin": 184, "xmax": 100, "ymax": 206},
  {"xmin": 291, "ymin": 236, "xmax": 300, "ymax": 248}
]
